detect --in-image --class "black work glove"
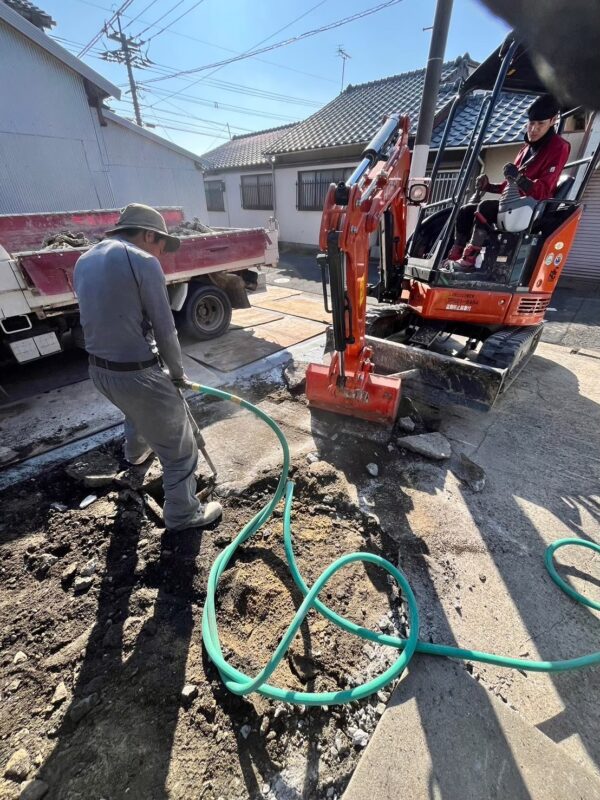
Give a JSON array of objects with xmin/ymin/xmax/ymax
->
[
  {"xmin": 503, "ymin": 163, "xmax": 520, "ymax": 182},
  {"xmin": 475, "ymin": 174, "xmax": 490, "ymax": 191},
  {"xmin": 516, "ymin": 174, "xmax": 534, "ymax": 194},
  {"xmin": 171, "ymin": 375, "xmax": 191, "ymax": 390}
]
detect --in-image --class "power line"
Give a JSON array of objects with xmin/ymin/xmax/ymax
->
[
  {"xmin": 52, "ymin": 35, "xmax": 323, "ymax": 117},
  {"xmin": 138, "ymin": 87, "xmax": 301, "ymax": 121},
  {"xmin": 137, "ymin": 78, "xmax": 321, "ymax": 108},
  {"xmin": 77, "ymin": 0, "xmax": 135, "ymax": 57},
  {"xmin": 69, "ymin": 0, "xmax": 338, "ymax": 83},
  {"xmin": 121, "ymin": 0, "xmax": 161, "ymax": 30},
  {"xmin": 142, "ymin": 0, "xmax": 207, "ymax": 44},
  {"xmin": 144, "ymin": 0, "xmax": 404, "ymax": 85},
  {"xmin": 135, "ymin": 0, "xmax": 187, "ymax": 38},
  {"xmin": 144, "ymin": 0, "xmax": 332, "ymax": 113},
  {"xmin": 111, "ymin": 96, "xmax": 253, "ymax": 133}
]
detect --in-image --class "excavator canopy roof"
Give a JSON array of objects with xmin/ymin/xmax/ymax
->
[{"xmin": 462, "ymin": 37, "xmax": 548, "ymax": 96}]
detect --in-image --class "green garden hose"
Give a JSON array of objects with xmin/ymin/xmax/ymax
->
[{"xmin": 190, "ymin": 383, "xmax": 600, "ymax": 706}]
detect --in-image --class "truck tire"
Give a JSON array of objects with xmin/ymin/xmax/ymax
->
[{"xmin": 179, "ymin": 284, "xmax": 232, "ymax": 340}]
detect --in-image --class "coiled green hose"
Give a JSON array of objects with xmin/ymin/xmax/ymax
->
[{"xmin": 191, "ymin": 383, "xmax": 600, "ymax": 706}]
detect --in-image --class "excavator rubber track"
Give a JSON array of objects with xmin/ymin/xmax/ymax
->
[{"xmin": 476, "ymin": 323, "xmax": 544, "ymax": 391}]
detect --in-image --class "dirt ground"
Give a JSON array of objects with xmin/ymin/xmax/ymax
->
[{"xmin": 0, "ymin": 411, "xmax": 407, "ymax": 800}]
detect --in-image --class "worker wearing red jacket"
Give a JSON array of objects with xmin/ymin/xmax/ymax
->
[{"xmin": 447, "ymin": 94, "xmax": 571, "ymax": 271}]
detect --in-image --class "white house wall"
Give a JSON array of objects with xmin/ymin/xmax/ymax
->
[
  {"xmin": 206, "ymin": 171, "xmax": 276, "ymax": 230},
  {"xmin": 274, "ymin": 162, "xmax": 358, "ymax": 247}
]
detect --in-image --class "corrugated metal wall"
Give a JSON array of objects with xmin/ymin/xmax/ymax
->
[
  {"xmin": 0, "ymin": 20, "xmax": 114, "ymax": 212},
  {"xmin": 101, "ymin": 119, "xmax": 207, "ymax": 219},
  {"xmin": 0, "ymin": 19, "xmax": 206, "ymax": 220},
  {"xmin": 564, "ymin": 169, "xmax": 600, "ymax": 281}
]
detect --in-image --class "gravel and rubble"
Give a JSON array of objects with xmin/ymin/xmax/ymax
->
[{"xmin": 0, "ymin": 433, "xmax": 410, "ymax": 800}]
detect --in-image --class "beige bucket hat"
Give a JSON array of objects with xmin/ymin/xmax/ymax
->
[{"xmin": 106, "ymin": 203, "xmax": 180, "ymax": 252}]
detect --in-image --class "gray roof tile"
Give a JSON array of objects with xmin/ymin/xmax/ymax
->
[
  {"xmin": 266, "ymin": 56, "xmax": 472, "ymax": 155},
  {"xmin": 201, "ymin": 55, "xmax": 532, "ymax": 171},
  {"xmin": 201, "ymin": 124, "xmax": 297, "ymax": 171}
]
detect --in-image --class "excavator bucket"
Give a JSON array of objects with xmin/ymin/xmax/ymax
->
[
  {"xmin": 306, "ymin": 363, "xmax": 402, "ymax": 425},
  {"xmin": 366, "ymin": 336, "xmax": 507, "ymax": 411}
]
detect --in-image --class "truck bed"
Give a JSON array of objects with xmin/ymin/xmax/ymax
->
[{"xmin": 1, "ymin": 208, "xmax": 269, "ymax": 307}]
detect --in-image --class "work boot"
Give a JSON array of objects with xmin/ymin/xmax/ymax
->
[
  {"xmin": 440, "ymin": 237, "xmax": 467, "ymax": 270},
  {"xmin": 453, "ymin": 244, "xmax": 481, "ymax": 272},
  {"xmin": 170, "ymin": 500, "xmax": 223, "ymax": 531},
  {"xmin": 125, "ymin": 446, "xmax": 153, "ymax": 466},
  {"xmin": 446, "ymin": 242, "xmax": 464, "ymax": 262}
]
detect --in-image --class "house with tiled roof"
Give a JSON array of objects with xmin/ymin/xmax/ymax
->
[
  {"xmin": 201, "ymin": 124, "xmax": 295, "ymax": 229},
  {"xmin": 202, "ymin": 54, "xmax": 587, "ymax": 248}
]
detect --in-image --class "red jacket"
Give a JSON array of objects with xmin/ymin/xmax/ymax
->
[{"xmin": 491, "ymin": 131, "xmax": 571, "ymax": 201}]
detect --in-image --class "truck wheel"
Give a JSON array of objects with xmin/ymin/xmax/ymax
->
[{"xmin": 179, "ymin": 284, "xmax": 232, "ymax": 340}]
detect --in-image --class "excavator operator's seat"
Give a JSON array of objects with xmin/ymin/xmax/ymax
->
[
  {"xmin": 552, "ymin": 173, "xmax": 575, "ymax": 201},
  {"xmin": 498, "ymin": 172, "xmax": 576, "ymax": 233}
]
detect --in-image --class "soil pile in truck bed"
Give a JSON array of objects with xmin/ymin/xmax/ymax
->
[{"xmin": 40, "ymin": 232, "xmax": 95, "ymax": 250}]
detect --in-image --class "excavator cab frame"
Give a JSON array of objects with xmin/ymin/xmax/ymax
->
[
  {"xmin": 406, "ymin": 36, "xmax": 598, "ymax": 285},
  {"xmin": 306, "ymin": 34, "xmax": 600, "ymax": 422}
]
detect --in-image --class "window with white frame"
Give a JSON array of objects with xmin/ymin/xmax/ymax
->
[
  {"xmin": 205, "ymin": 180, "xmax": 225, "ymax": 212},
  {"xmin": 240, "ymin": 173, "xmax": 273, "ymax": 210},
  {"xmin": 296, "ymin": 167, "xmax": 353, "ymax": 211}
]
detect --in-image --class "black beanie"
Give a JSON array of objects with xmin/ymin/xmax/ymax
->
[{"xmin": 528, "ymin": 94, "xmax": 560, "ymax": 121}]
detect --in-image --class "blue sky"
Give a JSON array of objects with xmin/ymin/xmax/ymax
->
[{"xmin": 42, "ymin": 0, "xmax": 510, "ymax": 155}]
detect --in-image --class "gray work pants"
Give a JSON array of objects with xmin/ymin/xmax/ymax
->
[{"xmin": 89, "ymin": 364, "xmax": 200, "ymax": 530}]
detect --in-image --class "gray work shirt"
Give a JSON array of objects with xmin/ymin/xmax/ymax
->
[{"xmin": 73, "ymin": 236, "xmax": 184, "ymax": 377}]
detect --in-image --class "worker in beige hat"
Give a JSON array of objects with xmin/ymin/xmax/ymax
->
[{"xmin": 74, "ymin": 203, "xmax": 222, "ymax": 531}]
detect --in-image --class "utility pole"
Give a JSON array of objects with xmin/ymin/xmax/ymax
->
[
  {"xmin": 407, "ymin": 0, "xmax": 453, "ymax": 235},
  {"xmin": 337, "ymin": 46, "xmax": 352, "ymax": 93},
  {"xmin": 102, "ymin": 12, "xmax": 149, "ymax": 126}
]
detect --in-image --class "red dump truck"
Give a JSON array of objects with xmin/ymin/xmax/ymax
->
[{"xmin": 0, "ymin": 207, "xmax": 277, "ymax": 365}]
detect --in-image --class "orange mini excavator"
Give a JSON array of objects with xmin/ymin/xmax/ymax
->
[{"xmin": 306, "ymin": 36, "xmax": 600, "ymax": 424}]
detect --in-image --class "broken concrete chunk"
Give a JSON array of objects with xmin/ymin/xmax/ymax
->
[
  {"xmin": 397, "ymin": 432, "xmax": 451, "ymax": 460},
  {"xmin": 61, "ymin": 563, "xmax": 78, "ymax": 586},
  {"xmin": 283, "ymin": 360, "xmax": 307, "ymax": 394},
  {"xmin": 19, "ymin": 779, "xmax": 49, "ymax": 800},
  {"xmin": 79, "ymin": 558, "xmax": 97, "ymax": 578},
  {"xmin": 352, "ymin": 729, "xmax": 369, "ymax": 748},
  {"xmin": 79, "ymin": 495, "xmax": 98, "ymax": 510},
  {"xmin": 181, "ymin": 684, "xmax": 198, "ymax": 704},
  {"xmin": 66, "ymin": 452, "xmax": 120, "ymax": 488},
  {"xmin": 398, "ymin": 416, "xmax": 416, "ymax": 433},
  {"xmin": 453, "ymin": 452, "xmax": 486, "ymax": 492},
  {"xmin": 51, "ymin": 681, "xmax": 68, "ymax": 706},
  {"xmin": 4, "ymin": 748, "xmax": 31, "ymax": 782},
  {"xmin": 73, "ymin": 576, "xmax": 94, "ymax": 594}
]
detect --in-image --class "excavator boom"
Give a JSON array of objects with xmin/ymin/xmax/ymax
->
[{"xmin": 305, "ymin": 114, "xmax": 413, "ymax": 425}]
